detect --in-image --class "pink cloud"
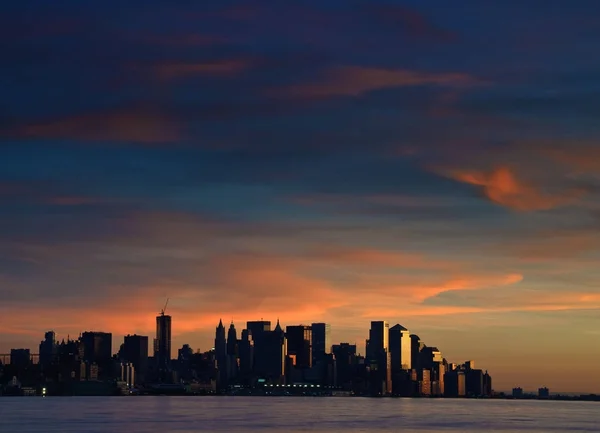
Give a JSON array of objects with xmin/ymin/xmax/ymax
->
[
  {"xmin": 13, "ymin": 107, "xmax": 181, "ymax": 144},
  {"xmin": 275, "ymin": 66, "xmax": 484, "ymax": 99}
]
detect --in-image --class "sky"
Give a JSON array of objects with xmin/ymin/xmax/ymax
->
[{"xmin": 1, "ymin": 0, "xmax": 600, "ymax": 393}]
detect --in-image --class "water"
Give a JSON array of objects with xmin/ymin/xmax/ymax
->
[{"xmin": 0, "ymin": 397, "xmax": 598, "ymax": 432}]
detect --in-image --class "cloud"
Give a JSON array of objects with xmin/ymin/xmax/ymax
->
[
  {"xmin": 275, "ymin": 66, "xmax": 483, "ymax": 99},
  {"xmin": 447, "ymin": 166, "xmax": 584, "ymax": 211},
  {"xmin": 154, "ymin": 59, "xmax": 250, "ymax": 81},
  {"xmin": 9, "ymin": 107, "xmax": 181, "ymax": 144},
  {"xmin": 364, "ymin": 4, "xmax": 458, "ymax": 42}
]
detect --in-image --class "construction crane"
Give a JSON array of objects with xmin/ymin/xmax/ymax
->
[{"xmin": 160, "ymin": 298, "xmax": 169, "ymax": 316}]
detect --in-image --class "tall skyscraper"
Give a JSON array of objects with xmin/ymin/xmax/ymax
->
[
  {"xmin": 215, "ymin": 319, "xmax": 227, "ymax": 385},
  {"xmin": 389, "ymin": 324, "xmax": 411, "ymax": 371},
  {"xmin": 311, "ymin": 323, "xmax": 331, "ymax": 364},
  {"xmin": 227, "ymin": 321, "xmax": 238, "ymax": 381},
  {"xmin": 410, "ymin": 334, "xmax": 421, "ymax": 371},
  {"xmin": 286, "ymin": 325, "xmax": 312, "ymax": 369},
  {"xmin": 156, "ymin": 310, "xmax": 172, "ymax": 381},
  {"xmin": 254, "ymin": 320, "xmax": 286, "ymax": 383},
  {"xmin": 247, "ymin": 320, "xmax": 271, "ymax": 376},
  {"xmin": 39, "ymin": 331, "xmax": 57, "ymax": 369},
  {"xmin": 246, "ymin": 320, "xmax": 271, "ymax": 339},
  {"xmin": 122, "ymin": 334, "xmax": 148, "ymax": 385},
  {"xmin": 239, "ymin": 329, "xmax": 254, "ymax": 376},
  {"xmin": 367, "ymin": 321, "xmax": 391, "ymax": 395},
  {"xmin": 332, "ymin": 343, "xmax": 357, "ymax": 389}
]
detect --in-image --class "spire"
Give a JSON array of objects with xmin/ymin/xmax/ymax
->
[
  {"xmin": 274, "ymin": 318, "xmax": 283, "ymax": 333},
  {"xmin": 218, "ymin": 318, "xmax": 224, "ymax": 328}
]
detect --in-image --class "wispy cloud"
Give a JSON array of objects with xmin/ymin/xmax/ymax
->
[
  {"xmin": 275, "ymin": 66, "xmax": 484, "ymax": 99},
  {"xmin": 446, "ymin": 166, "xmax": 584, "ymax": 211},
  {"xmin": 9, "ymin": 107, "xmax": 181, "ymax": 144}
]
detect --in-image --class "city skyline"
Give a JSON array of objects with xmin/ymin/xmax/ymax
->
[{"xmin": 2, "ymin": 0, "xmax": 600, "ymax": 395}]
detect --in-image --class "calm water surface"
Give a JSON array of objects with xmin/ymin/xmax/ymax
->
[{"xmin": 0, "ymin": 397, "xmax": 598, "ymax": 432}]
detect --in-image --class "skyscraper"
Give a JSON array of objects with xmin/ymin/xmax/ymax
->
[
  {"xmin": 389, "ymin": 324, "xmax": 411, "ymax": 371},
  {"xmin": 247, "ymin": 320, "xmax": 271, "ymax": 376},
  {"xmin": 285, "ymin": 325, "xmax": 312, "ymax": 369},
  {"xmin": 367, "ymin": 321, "xmax": 391, "ymax": 395},
  {"xmin": 254, "ymin": 320, "xmax": 286, "ymax": 383},
  {"xmin": 80, "ymin": 331, "xmax": 112, "ymax": 363},
  {"xmin": 39, "ymin": 331, "xmax": 57, "ymax": 369},
  {"xmin": 239, "ymin": 329, "xmax": 254, "ymax": 377},
  {"xmin": 410, "ymin": 334, "xmax": 421, "ymax": 371},
  {"xmin": 155, "ymin": 310, "xmax": 172, "ymax": 381},
  {"xmin": 215, "ymin": 319, "xmax": 227, "ymax": 385},
  {"xmin": 122, "ymin": 334, "xmax": 148, "ymax": 385},
  {"xmin": 226, "ymin": 321, "xmax": 238, "ymax": 381},
  {"xmin": 311, "ymin": 323, "xmax": 331, "ymax": 364}
]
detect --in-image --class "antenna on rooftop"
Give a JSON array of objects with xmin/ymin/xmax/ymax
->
[{"xmin": 161, "ymin": 298, "xmax": 169, "ymax": 315}]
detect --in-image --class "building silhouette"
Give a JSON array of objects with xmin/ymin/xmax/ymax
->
[
  {"xmin": 121, "ymin": 334, "xmax": 148, "ymax": 385},
  {"xmin": 389, "ymin": 324, "xmax": 412, "ymax": 371},
  {"xmin": 238, "ymin": 329, "xmax": 254, "ymax": 378},
  {"xmin": 214, "ymin": 319, "xmax": 227, "ymax": 386},
  {"xmin": 367, "ymin": 321, "xmax": 391, "ymax": 395},
  {"xmin": 332, "ymin": 343, "xmax": 357, "ymax": 390},
  {"xmin": 254, "ymin": 320, "xmax": 286, "ymax": 383},
  {"xmin": 80, "ymin": 331, "xmax": 112, "ymax": 379},
  {"xmin": 155, "ymin": 310, "xmax": 172, "ymax": 382},
  {"xmin": 39, "ymin": 331, "xmax": 57, "ymax": 370},
  {"xmin": 311, "ymin": 323, "xmax": 331, "ymax": 364},
  {"xmin": 286, "ymin": 325, "xmax": 312, "ymax": 370},
  {"xmin": 226, "ymin": 321, "xmax": 238, "ymax": 382},
  {"xmin": 10, "ymin": 349, "xmax": 31, "ymax": 369}
]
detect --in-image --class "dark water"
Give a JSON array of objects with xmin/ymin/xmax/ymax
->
[{"xmin": 0, "ymin": 397, "xmax": 598, "ymax": 432}]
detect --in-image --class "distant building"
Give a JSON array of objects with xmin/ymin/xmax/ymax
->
[
  {"xmin": 311, "ymin": 323, "xmax": 331, "ymax": 364},
  {"xmin": 367, "ymin": 321, "xmax": 391, "ymax": 395},
  {"xmin": 332, "ymin": 343, "xmax": 357, "ymax": 390},
  {"xmin": 465, "ymin": 360, "xmax": 475, "ymax": 370},
  {"xmin": 538, "ymin": 387, "xmax": 550, "ymax": 399},
  {"xmin": 227, "ymin": 321, "xmax": 239, "ymax": 381},
  {"xmin": 512, "ymin": 387, "xmax": 524, "ymax": 398},
  {"xmin": 465, "ymin": 369, "xmax": 484, "ymax": 397},
  {"xmin": 121, "ymin": 363, "xmax": 135, "ymax": 388},
  {"xmin": 122, "ymin": 334, "xmax": 148, "ymax": 385},
  {"xmin": 246, "ymin": 320, "xmax": 271, "ymax": 377},
  {"xmin": 389, "ymin": 324, "xmax": 412, "ymax": 371},
  {"xmin": 10, "ymin": 349, "xmax": 31, "ymax": 369},
  {"xmin": 39, "ymin": 331, "xmax": 57, "ymax": 369},
  {"xmin": 254, "ymin": 320, "xmax": 286, "ymax": 383},
  {"xmin": 420, "ymin": 369, "xmax": 431, "ymax": 396},
  {"xmin": 410, "ymin": 335, "xmax": 421, "ymax": 371},
  {"xmin": 214, "ymin": 319, "xmax": 227, "ymax": 386},
  {"xmin": 444, "ymin": 370, "xmax": 466, "ymax": 397},
  {"xmin": 286, "ymin": 325, "xmax": 312, "ymax": 369},
  {"xmin": 238, "ymin": 329, "xmax": 254, "ymax": 377},
  {"xmin": 155, "ymin": 311, "xmax": 172, "ymax": 381},
  {"xmin": 432, "ymin": 362, "xmax": 445, "ymax": 396}
]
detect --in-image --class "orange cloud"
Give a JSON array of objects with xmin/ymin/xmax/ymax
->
[
  {"xmin": 14, "ymin": 107, "xmax": 180, "ymax": 144},
  {"xmin": 276, "ymin": 66, "xmax": 483, "ymax": 99},
  {"xmin": 449, "ymin": 166, "xmax": 583, "ymax": 211},
  {"xmin": 155, "ymin": 59, "xmax": 249, "ymax": 81}
]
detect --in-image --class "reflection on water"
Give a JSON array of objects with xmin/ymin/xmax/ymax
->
[{"xmin": 0, "ymin": 397, "xmax": 598, "ymax": 433}]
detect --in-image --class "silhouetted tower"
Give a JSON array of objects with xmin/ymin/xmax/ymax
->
[
  {"xmin": 39, "ymin": 331, "xmax": 57, "ymax": 370},
  {"xmin": 311, "ymin": 323, "xmax": 331, "ymax": 364},
  {"xmin": 215, "ymin": 319, "xmax": 227, "ymax": 386},
  {"xmin": 367, "ymin": 321, "xmax": 391, "ymax": 395},
  {"xmin": 389, "ymin": 324, "xmax": 412, "ymax": 371},
  {"xmin": 286, "ymin": 325, "xmax": 312, "ymax": 369},
  {"xmin": 227, "ymin": 321, "xmax": 239, "ymax": 381},
  {"xmin": 239, "ymin": 329, "xmax": 254, "ymax": 377},
  {"xmin": 122, "ymin": 334, "xmax": 149, "ymax": 385},
  {"xmin": 155, "ymin": 300, "xmax": 172, "ymax": 382}
]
